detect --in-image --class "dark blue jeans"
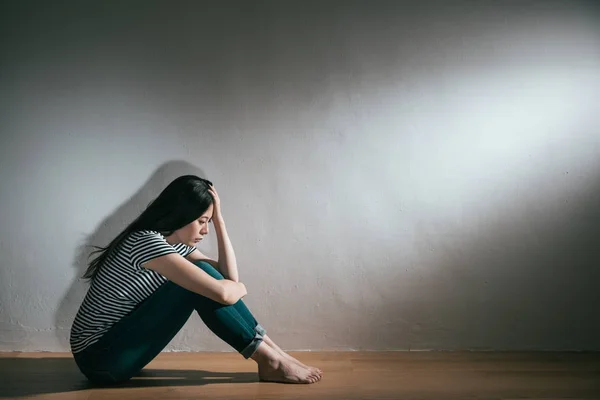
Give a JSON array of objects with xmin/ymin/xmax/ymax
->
[{"xmin": 73, "ymin": 260, "xmax": 266, "ymax": 384}]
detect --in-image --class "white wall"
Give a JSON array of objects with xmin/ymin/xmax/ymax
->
[{"xmin": 1, "ymin": 1, "xmax": 599, "ymax": 352}]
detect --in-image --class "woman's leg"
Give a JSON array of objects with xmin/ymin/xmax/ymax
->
[
  {"xmin": 74, "ymin": 262, "xmax": 264, "ymax": 384},
  {"xmin": 73, "ymin": 281, "xmax": 197, "ymax": 384},
  {"xmin": 192, "ymin": 261, "xmax": 266, "ymax": 341},
  {"xmin": 192, "ymin": 262, "xmax": 322, "ymax": 377},
  {"xmin": 193, "ymin": 261, "xmax": 322, "ymax": 382}
]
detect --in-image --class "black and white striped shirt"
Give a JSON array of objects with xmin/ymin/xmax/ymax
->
[{"xmin": 70, "ymin": 230, "xmax": 196, "ymax": 354}]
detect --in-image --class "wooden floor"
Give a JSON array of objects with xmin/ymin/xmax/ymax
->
[{"xmin": 1, "ymin": 352, "xmax": 599, "ymax": 399}]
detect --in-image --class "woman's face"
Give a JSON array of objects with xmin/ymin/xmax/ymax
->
[{"xmin": 169, "ymin": 204, "xmax": 214, "ymax": 246}]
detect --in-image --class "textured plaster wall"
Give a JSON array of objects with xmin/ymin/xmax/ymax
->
[{"xmin": 1, "ymin": 1, "xmax": 600, "ymax": 352}]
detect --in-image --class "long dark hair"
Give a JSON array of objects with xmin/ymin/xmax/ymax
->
[{"xmin": 82, "ymin": 175, "xmax": 213, "ymax": 281}]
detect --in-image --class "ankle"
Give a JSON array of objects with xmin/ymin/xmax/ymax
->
[{"xmin": 250, "ymin": 342, "xmax": 282, "ymax": 366}]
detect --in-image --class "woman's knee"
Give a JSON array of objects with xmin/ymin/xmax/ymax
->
[{"xmin": 192, "ymin": 260, "xmax": 224, "ymax": 280}]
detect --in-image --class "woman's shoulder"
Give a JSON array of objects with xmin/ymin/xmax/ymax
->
[
  {"xmin": 130, "ymin": 229, "xmax": 162, "ymax": 237},
  {"xmin": 125, "ymin": 230, "xmax": 166, "ymax": 244}
]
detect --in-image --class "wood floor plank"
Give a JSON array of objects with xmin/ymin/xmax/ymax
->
[{"xmin": 0, "ymin": 352, "xmax": 599, "ymax": 399}]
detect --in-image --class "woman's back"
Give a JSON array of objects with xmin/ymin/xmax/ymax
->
[{"xmin": 70, "ymin": 230, "xmax": 195, "ymax": 353}]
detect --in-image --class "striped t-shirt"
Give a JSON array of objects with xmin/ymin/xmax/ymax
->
[{"xmin": 70, "ymin": 230, "xmax": 196, "ymax": 354}]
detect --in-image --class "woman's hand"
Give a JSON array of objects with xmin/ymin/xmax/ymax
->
[
  {"xmin": 238, "ymin": 282, "xmax": 247, "ymax": 299},
  {"xmin": 208, "ymin": 185, "xmax": 222, "ymax": 220},
  {"xmin": 221, "ymin": 280, "xmax": 247, "ymax": 305}
]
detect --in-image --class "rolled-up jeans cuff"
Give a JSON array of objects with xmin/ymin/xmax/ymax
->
[
  {"xmin": 254, "ymin": 323, "xmax": 266, "ymax": 337},
  {"xmin": 240, "ymin": 324, "xmax": 266, "ymax": 359}
]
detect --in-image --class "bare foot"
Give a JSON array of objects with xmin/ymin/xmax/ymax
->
[
  {"xmin": 258, "ymin": 357, "xmax": 321, "ymax": 384},
  {"xmin": 281, "ymin": 352, "xmax": 322, "ymax": 376},
  {"xmin": 262, "ymin": 336, "xmax": 322, "ymax": 375}
]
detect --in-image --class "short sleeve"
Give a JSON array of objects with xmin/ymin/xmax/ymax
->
[
  {"xmin": 173, "ymin": 243, "xmax": 197, "ymax": 258},
  {"xmin": 130, "ymin": 231, "xmax": 177, "ymax": 269}
]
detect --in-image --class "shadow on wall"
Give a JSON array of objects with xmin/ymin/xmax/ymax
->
[{"xmin": 54, "ymin": 160, "xmax": 208, "ymax": 349}]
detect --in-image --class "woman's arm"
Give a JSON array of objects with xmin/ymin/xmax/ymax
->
[
  {"xmin": 185, "ymin": 249, "xmax": 219, "ymax": 268},
  {"xmin": 144, "ymin": 253, "xmax": 246, "ymax": 305},
  {"xmin": 184, "ymin": 248, "xmax": 246, "ymax": 304},
  {"xmin": 208, "ymin": 185, "xmax": 240, "ymax": 282}
]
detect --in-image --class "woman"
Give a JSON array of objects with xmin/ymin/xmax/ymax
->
[{"xmin": 70, "ymin": 175, "xmax": 322, "ymax": 384}]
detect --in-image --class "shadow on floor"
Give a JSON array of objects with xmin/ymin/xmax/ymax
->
[{"xmin": 0, "ymin": 356, "xmax": 257, "ymax": 398}]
